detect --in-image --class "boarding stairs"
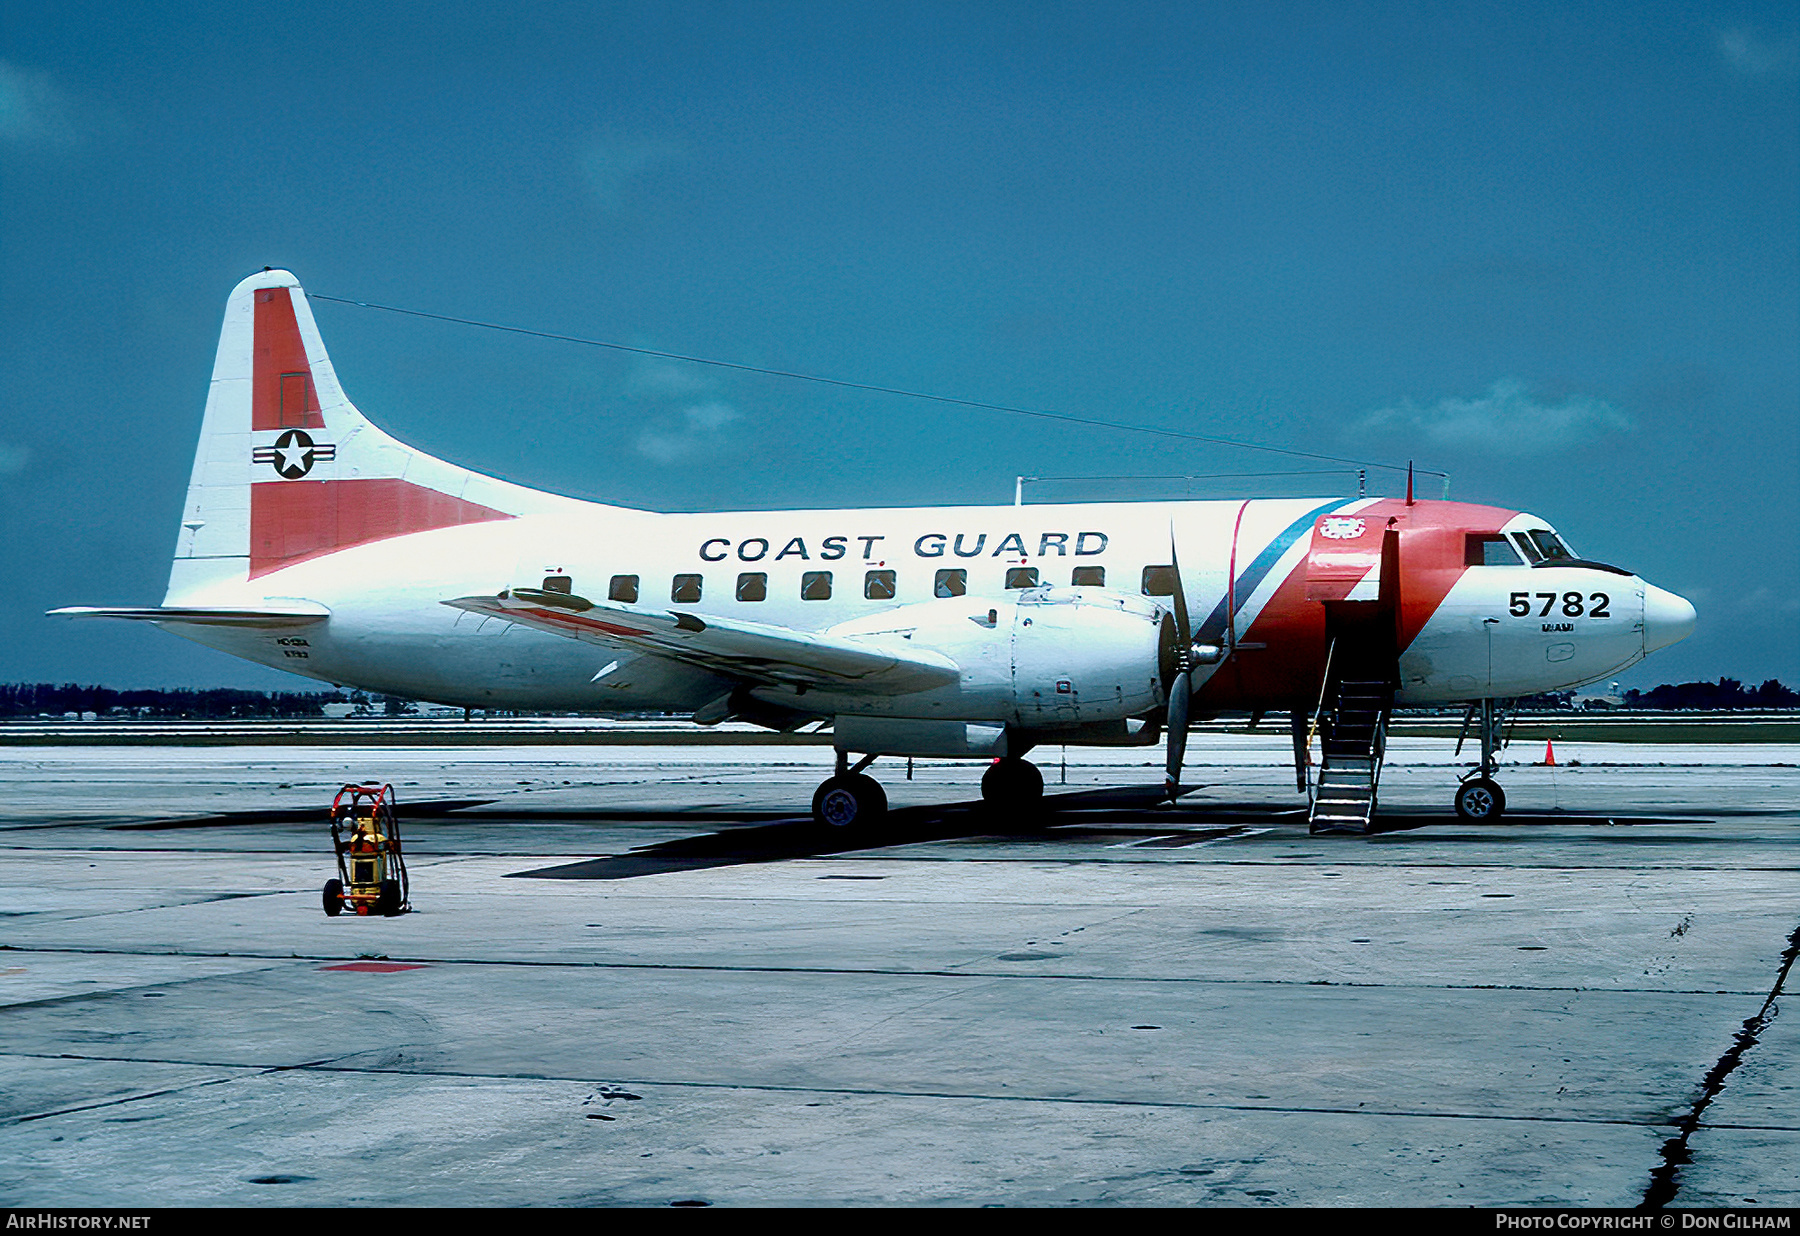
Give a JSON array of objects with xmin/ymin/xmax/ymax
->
[{"xmin": 1308, "ymin": 676, "xmax": 1393, "ymax": 835}]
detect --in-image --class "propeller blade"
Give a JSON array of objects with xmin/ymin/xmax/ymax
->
[
  {"xmin": 1168, "ymin": 523, "xmax": 1191, "ymax": 646},
  {"xmin": 1165, "ymin": 669, "xmax": 1191, "ymax": 796},
  {"xmin": 1163, "ymin": 522, "xmax": 1195, "ymax": 800}
]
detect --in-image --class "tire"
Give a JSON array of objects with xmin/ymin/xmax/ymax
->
[
  {"xmin": 322, "ymin": 879, "xmax": 344, "ymax": 917},
  {"xmin": 1454, "ymin": 777, "xmax": 1506, "ymax": 821},
  {"xmin": 377, "ymin": 878, "xmax": 403, "ymax": 917},
  {"xmin": 811, "ymin": 773, "xmax": 887, "ymax": 830},
  {"xmin": 981, "ymin": 758, "xmax": 1045, "ymax": 812}
]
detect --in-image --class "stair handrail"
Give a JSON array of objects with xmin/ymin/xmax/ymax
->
[
  {"xmin": 1306, "ymin": 636, "xmax": 1337, "ymax": 755},
  {"xmin": 1370, "ymin": 707, "xmax": 1389, "ymax": 796}
]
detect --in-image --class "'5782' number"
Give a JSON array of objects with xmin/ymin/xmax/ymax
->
[{"xmin": 1510, "ymin": 591, "xmax": 1610, "ymax": 618}]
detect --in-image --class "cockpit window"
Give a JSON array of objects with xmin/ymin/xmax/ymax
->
[
  {"xmin": 1525, "ymin": 529, "xmax": 1576, "ymax": 562},
  {"xmin": 1465, "ymin": 535, "xmax": 1522, "ymax": 566},
  {"xmin": 1510, "ymin": 533, "xmax": 1543, "ymax": 563}
]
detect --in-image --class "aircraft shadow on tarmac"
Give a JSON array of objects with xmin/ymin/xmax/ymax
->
[
  {"xmin": 501, "ymin": 787, "xmax": 1715, "ymax": 881},
  {"xmin": 90, "ymin": 788, "xmax": 1720, "ymax": 879}
]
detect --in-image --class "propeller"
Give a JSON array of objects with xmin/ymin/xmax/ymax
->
[{"xmin": 1164, "ymin": 525, "xmax": 1193, "ymax": 801}]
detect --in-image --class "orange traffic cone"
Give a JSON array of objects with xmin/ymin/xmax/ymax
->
[{"xmin": 1543, "ymin": 739, "xmax": 1557, "ymax": 766}]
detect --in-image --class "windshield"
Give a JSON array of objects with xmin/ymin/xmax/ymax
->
[{"xmin": 1513, "ymin": 529, "xmax": 1576, "ymax": 563}]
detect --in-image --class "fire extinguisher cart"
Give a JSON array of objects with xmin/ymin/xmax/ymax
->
[{"xmin": 322, "ymin": 783, "xmax": 411, "ymax": 917}]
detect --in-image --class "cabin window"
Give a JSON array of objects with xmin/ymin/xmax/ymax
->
[
  {"xmin": 1142, "ymin": 565, "xmax": 1177, "ymax": 596},
  {"xmin": 609, "ymin": 574, "xmax": 639, "ymax": 603},
  {"xmin": 801, "ymin": 571, "xmax": 833, "ymax": 600},
  {"xmin": 736, "ymin": 572, "xmax": 767, "ymax": 602},
  {"xmin": 671, "ymin": 574, "xmax": 703, "ymax": 604},
  {"xmin": 1465, "ymin": 535, "xmax": 1522, "ymax": 566},
  {"xmin": 935, "ymin": 568, "xmax": 966, "ymax": 598},
  {"xmin": 864, "ymin": 570, "xmax": 897, "ymax": 600},
  {"xmin": 541, "ymin": 575, "xmax": 573, "ymax": 594},
  {"xmin": 1005, "ymin": 567, "xmax": 1039, "ymax": 589},
  {"xmin": 1071, "ymin": 566, "xmax": 1105, "ymax": 586}
]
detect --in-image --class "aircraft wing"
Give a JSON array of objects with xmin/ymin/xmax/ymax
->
[{"xmin": 443, "ymin": 588, "xmax": 959, "ymax": 695}]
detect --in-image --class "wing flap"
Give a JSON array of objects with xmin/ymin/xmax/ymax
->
[{"xmin": 444, "ymin": 588, "xmax": 957, "ymax": 695}]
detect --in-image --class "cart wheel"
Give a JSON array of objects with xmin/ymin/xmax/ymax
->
[
  {"xmin": 378, "ymin": 879, "xmax": 403, "ymax": 917},
  {"xmin": 322, "ymin": 879, "xmax": 344, "ymax": 917}
]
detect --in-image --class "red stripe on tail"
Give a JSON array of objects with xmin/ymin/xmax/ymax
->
[{"xmin": 250, "ymin": 478, "xmax": 514, "ymax": 578}]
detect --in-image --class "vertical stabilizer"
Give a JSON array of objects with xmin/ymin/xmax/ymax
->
[{"xmin": 167, "ymin": 270, "xmax": 553, "ymax": 602}]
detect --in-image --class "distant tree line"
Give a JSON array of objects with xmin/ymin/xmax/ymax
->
[
  {"xmin": 1619, "ymin": 678, "xmax": 1800, "ymax": 711},
  {"xmin": 0, "ymin": 683, "xmax": 354, "ymax": 719},
  {"xmin": 1512, "ymin": 679, "xmax": 1799, "ymax": 710}
]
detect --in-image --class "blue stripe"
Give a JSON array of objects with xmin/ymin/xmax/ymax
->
[{"xmin": 1194, "ymin": 500, "xmax": 1346, "ymax": 644}]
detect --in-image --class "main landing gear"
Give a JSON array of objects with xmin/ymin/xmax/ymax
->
[
  {"xmin": 808, "ymin": 752, "xmax": 1046, "ymax": 829},
  {"xmin": 1454, "ymin": 697, "xmax": 1509, "ymax": 822},
  {"xmin": 981, "ymin": 757, "xmax": 1043, "ymax": 813},
  {"xmin": 812, "ymin": 751, "xmax": 888, "ymax": 830}
]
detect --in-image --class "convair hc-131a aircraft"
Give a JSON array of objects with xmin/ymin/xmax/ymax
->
[{"xmin": 54, "ymin": 270, "xmax": 1697, "ymax": 833}]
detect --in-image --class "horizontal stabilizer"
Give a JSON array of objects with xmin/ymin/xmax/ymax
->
[
  {"xmin": 444, "ymin": 589, "xmax": 958, "ymax": 695},
  {"xmin": 48, "ymin": 602, "xmax": 330, "ymax": 628}
]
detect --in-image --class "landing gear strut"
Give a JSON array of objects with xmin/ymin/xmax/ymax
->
[
  {"xmin": 1454, "ymin": 698, "xmax": 1508, "ymax": 821},
  {"xmin": 812, "ymin": 751, "xmax": 888, "ymax": 830}
]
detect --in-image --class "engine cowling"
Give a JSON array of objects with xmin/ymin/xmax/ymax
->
[{"xmin": 821, "ymin": 586, "xmax": 1169, "ymax": 727}]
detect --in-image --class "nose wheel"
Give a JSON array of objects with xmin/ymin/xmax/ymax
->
[
  {"xmin": 1453, "ymin": 698, "xmax": 1509, "ymax": 822},
  {"xmin": 1455, "ymin": 776, "xmax": 1506, "ymax": 820}
]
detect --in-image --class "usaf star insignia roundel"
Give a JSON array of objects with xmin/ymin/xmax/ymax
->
[{"xmin": 252, "ymin": 429, "xmax": 337, "ymax": 479}]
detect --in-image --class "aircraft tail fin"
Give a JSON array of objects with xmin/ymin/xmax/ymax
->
[{"xmin": 169, "ymin": 269, "xmax": 557, "ymax": 600}]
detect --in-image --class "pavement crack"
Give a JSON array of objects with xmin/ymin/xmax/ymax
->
[{"xmin": 1640, "ymin": 916, "xmax": 1800, "ymax": 1209}]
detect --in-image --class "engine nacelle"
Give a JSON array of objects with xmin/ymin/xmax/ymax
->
[{"xmin": 820, "ymin": 586, "xmax": 1169, "ymax": 728}]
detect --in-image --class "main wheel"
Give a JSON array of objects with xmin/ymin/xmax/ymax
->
[
  {"xmin": 1454, "ymin": 777, "xmax": 1506, "ymax": 821},
  {"xmin": 811, "ymin": 773, "xmax": 888, "ymax": 829},
  {"xmin": 981, "ymin": 758, "xmax": 1044, "ymax": 813},
  {"xmin": 322, "ymin": 879, "xmax": 344, "ymax": 917},
  {"xmin": 377, "ymin": 878, "xmax": 404, "ymax": 917}
]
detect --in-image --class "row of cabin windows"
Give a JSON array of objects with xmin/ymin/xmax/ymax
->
[{"xmin": 543, "ymin": 564, "xmax": 1185, "ymax": 605}]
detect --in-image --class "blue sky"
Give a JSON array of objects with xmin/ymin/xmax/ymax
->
[{"xmin": 3, "ymin": 2, "xmax": 1795, "ymax": 689}]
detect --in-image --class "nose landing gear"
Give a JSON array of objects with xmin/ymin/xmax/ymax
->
[
  {"xmin": 1454, "ymin": 698, "xmax": 1510, "ymax": 821},
  {"xmin": 1454, "ymin": 775, "xmax": 1506, "ymax": 821}
]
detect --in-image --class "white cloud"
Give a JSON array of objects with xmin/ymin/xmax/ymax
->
[
  {"xmin": 1359, "ymin": 378, "xmax": 1632, "ymax": 455},
  {"xmin": 625, "ymin": 358, "xmax": 715, "ymax": 400},
  {"xmin": 1719, "ymin": 27, "xmax": 1798, "ymax": 77},
  {"xmin": 579, "ymin": 137, "xmax": 684, "ymax": 211},
  {"xmin": 0, "ymin": 61, "xmax": 79, "ymax": 147},
  {"xmin": 634, "ymin": 401, "xmax": 741, "ymax": 463}
]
